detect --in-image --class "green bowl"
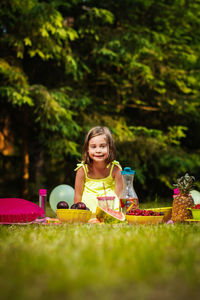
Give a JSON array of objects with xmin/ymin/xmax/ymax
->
[{"xmin": 189, "ymin": 208, "xmax": 200, "ymax": 220}]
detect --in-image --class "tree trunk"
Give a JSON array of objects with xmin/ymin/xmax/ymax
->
[{"xmin": 21, "ymin": 110, "xmax": 29, "ymax": 198}]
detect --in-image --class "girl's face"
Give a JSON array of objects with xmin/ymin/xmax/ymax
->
[{"xmin": 88, "ymin": 134, "xmax": 109, "ymax": 163}]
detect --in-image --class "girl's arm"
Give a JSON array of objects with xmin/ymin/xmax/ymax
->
[
  {"xmin": 74, "ymin": 167, "xmax": 85, "ymax": 203},
  {"xmin": 113, "ymin": 166, "xmax": 123, "ymax": 198}
]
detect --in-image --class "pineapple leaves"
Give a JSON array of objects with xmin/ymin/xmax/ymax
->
[{"xmin": 173, "ymin": 173, "xmax": 195, "ymax": 194}]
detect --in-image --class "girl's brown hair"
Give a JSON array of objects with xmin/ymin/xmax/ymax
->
[{"xmin": 82, "ymin": 126, "xmax": 116, "ymax": 166}]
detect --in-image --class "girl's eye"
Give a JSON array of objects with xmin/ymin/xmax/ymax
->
[{"xmin": 89, "ymin": 144, "xmax": 107, "ymax": 149}]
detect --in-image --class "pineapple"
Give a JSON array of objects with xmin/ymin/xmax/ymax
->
[{"xmin": 172, "ymin": 173, "xmax": 195, "ymax": 222}]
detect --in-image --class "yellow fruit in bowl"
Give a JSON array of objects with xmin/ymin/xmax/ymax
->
[{"xmin": 56, "ymin": 209, "xmax": 92, "ymax": 223}]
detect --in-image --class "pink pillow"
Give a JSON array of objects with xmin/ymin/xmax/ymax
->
[{"xmin": 0, "ymin": 198, "xmax": 44, "ymax": 223}]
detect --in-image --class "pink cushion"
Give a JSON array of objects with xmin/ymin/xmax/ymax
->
[{"xmin": 0, "ymin": 198, "xmax": 44, "ymax": 223}]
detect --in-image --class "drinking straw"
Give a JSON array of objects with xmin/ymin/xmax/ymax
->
[{"xmin": 103, "ymin": 182, "xmax": 107, "ymax": 195}]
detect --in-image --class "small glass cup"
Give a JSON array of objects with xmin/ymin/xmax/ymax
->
[{"xmin": 97, "ymin": 196, "xmax": 115, "ymax": 210}]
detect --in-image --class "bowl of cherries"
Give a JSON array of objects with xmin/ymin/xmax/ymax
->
[{"xmin": 126, "ymin": 208, "xmax": 164, "ymax": 225}]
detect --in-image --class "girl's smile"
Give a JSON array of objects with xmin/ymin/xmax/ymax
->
[{"xmin": 88, "ymin": 134, "xmax": 109, "ymax": 162}]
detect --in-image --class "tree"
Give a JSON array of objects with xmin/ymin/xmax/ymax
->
[
  {"xmin": 0, "ymin": 0, "xmax": 87, "ymax": 197},
  {"xmin": 72, "ymin": 0, "xmax": 200, "ymax": 197},
  {"xmin": 0, "ymin": 0, "xmax": 200, "ymax": 200}
]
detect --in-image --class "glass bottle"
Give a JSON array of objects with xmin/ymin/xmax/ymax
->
[
  {"xmin": 120, "ymin": 167, "xmax": 139, "ymax": 214},
  {"xmin": 39, "ymin": 189, "xmax": 47, "ymax": 217}
]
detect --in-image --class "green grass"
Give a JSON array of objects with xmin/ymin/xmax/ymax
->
[{"xmin": 0, "ymin": 203, "xmax": 200, "ymax": 300}]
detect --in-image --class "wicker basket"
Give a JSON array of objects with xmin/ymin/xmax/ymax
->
[{"xmin": 56, "ymin": 209, "xmax": 92, "ymax": 224}]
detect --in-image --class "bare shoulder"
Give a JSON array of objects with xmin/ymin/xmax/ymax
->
[
  {"xmin": 112, "ymin": 165, "xmax": 122, "ymax": 178},
  {"xmin": 76, "ymin": 166, "xmax": 86, "ymax": 179}
]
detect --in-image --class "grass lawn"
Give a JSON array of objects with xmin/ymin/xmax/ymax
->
[{"xmin": 0, "ymin": 202, "xmax": 200, "ymax": 300}]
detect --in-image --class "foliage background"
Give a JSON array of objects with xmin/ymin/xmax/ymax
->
[{"xmin": 0, "ymin": 0, "xmax": 200, "ymax": 201}]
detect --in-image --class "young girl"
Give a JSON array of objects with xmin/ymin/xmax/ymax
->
[{"xmin": 74, "ymin": 126, "xmax": 123, "ymax": 213}]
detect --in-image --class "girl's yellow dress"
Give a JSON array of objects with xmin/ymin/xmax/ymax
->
[{"xmin": 75, "ymin": 160, "xmax": 122, "ymax": 213}]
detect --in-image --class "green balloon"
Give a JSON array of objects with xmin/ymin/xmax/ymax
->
[{"xmin": 49, "ymin": 184, "xmax": 75, "ymax": 212}]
